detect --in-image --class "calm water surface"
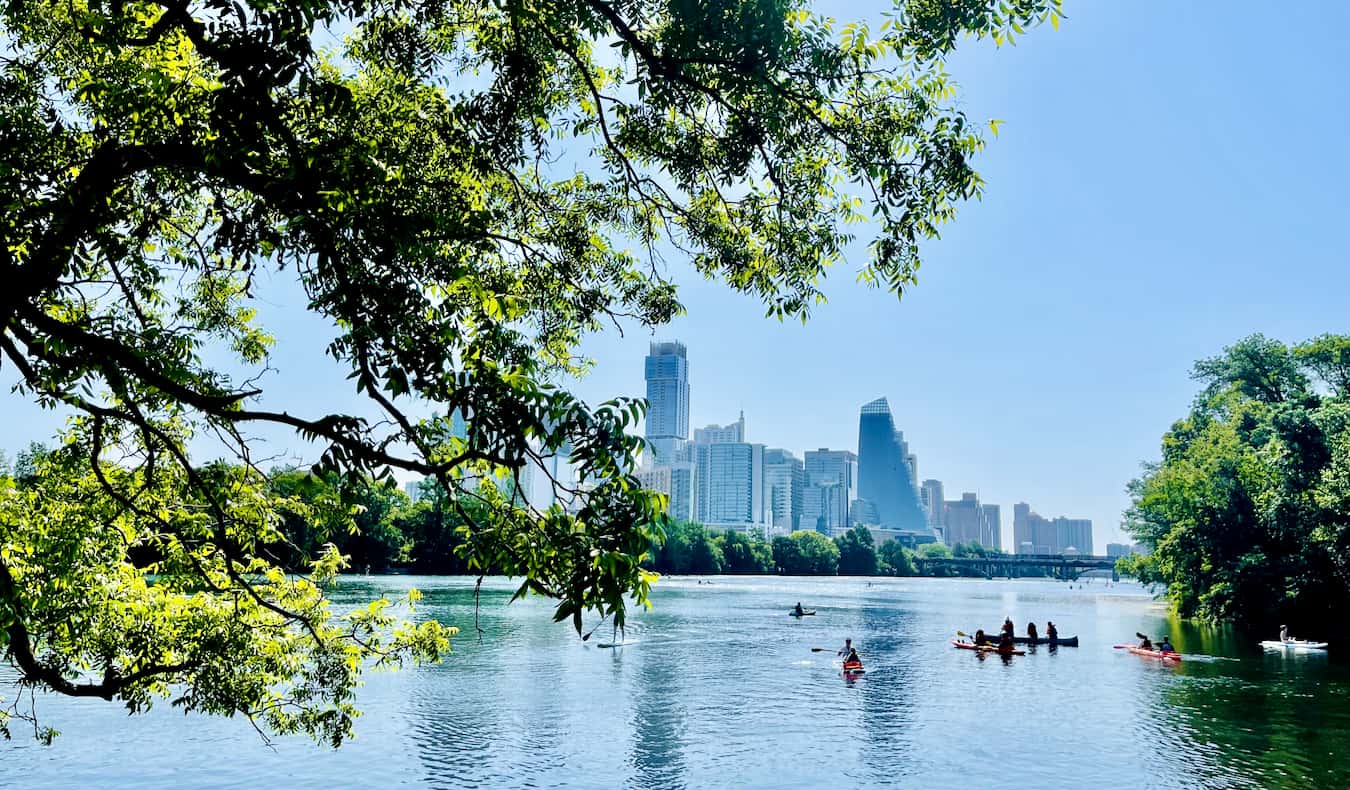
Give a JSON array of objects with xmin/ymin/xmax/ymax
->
[{"xmin": 4, "ymin": 576, "xmax": 1348, "ymax": 789}]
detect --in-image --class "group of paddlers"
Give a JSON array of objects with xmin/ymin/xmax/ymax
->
[{"xmin": 971, "ymin": 617, "xmax": 1061, "ymax": 651}]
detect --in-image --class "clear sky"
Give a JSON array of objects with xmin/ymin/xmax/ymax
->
[{"xmin": 4, "ymin": 1, "xmax": 1349, "ymax": 550}]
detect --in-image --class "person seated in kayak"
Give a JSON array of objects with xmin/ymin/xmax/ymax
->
[
  {"xmin": 838, "ymin": 638, "xmax": 854, "ymax": 658},
  {"xmin": 973, "ymin": 629, "xmax": 988, "ymax": 646},
  {"xmin": 1001, "ymin": 618, "xmax": 1015, "ymax": 638},
  {"xmin": 1026, "ymin": 622, "xmax": 1039, "ymax": 641},
  {"xmin": 1158, "ymin": 636, "xmax": 1175, "ymax": 653},
  {"xmin": 998, "ymin": 631, "xmax": 1015, "ymax": 651},
  {"xmin": 1280, "ymin": 624, "xmax": 1289, "ymax": 642},
  {"xmin": 794, "ymin": 602, "xmax": 805, "ymax": 616},
  {"xmin": 1046, "ymin": 621, "xmax": 1058, "ymax": 640},
  {"xmin": 1137, "ymin": 634, "xmax": 1154, "ymax": 650},
  {"xmin": 845, "ymin": 648, "xmax": 862, "ymax": 666}
]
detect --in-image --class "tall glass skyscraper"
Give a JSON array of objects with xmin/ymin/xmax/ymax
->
[
  {"xmin": 856, "ymin": 397, "xmax": 927, "ymax": 531},
  {"xmin": 644, "ymin": 341, "xmax": 690, "ymax": 464}
]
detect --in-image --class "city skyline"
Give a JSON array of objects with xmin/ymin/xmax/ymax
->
[{"xmin": 636, "ymin": 337, "xmax": 1094, "ymax": 553}]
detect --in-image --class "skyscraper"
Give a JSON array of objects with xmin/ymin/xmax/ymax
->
[
  {"xmin": 981, "ymin": 503, "xmax": 1001, "ymax": 551},
  {"xmin": 802, "ymin": 449, "xmax": 857, "ymax": 533},
  {"xmin": 921, "ymin": 479, "xmax": 945, "ymax": 531},
  {"xmin": 693, "ymin": 412, "xmax": 745, "ymax": 445},
  {"xmin": 1013, "ymin": 501, "xmax": 1093, "ymax": 554},
  {"xmin": 763, "ymin": 448, "xmax": 805, "ymax": 532},
  {"xmin": 644, "ymin": 341, "xmax": 689, "ymax": 464},
  {"xmin": 856, "ymin": 398, "xmax": 927, "ymax": 532},
  {"xmin": 695, "ymin": 441, "xmax": 767, "ymax": 533}
]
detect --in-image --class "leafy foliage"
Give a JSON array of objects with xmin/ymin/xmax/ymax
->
[
  {"xmin": 0, "ymin": 0, "xmax": 1058, "ymax": 741},
  {"xmin": 1127, "ymin": 334, "xmax": 1350, "ymax": 634},
  {"xmin": 772, "ymin": 530, "xmax": 840, "ymax": 575},
  {"xmin": 834, "ymin": 525, "xmax": 879, "ymax": 575}
]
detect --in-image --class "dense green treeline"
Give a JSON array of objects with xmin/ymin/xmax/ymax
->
[{"xmin": 1122, "ymin": 334, "xmax": 1350, "ymax": 636}]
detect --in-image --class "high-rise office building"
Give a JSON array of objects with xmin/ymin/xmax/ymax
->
[
  {"xmin": 943, "ymin": 493, "xmax": 983, "ymax": 545},
  {"xmin": 1012, "ymin": 501, "xmax": 1093, "ymax": 554},
  {"xmin": 921, "ymin": 479, "xmax": 945, "ymax": 532},
  {"xmin": 636, "ymin": 462, "xmax": 697, "ymax": 523},
  {"xmin": 693, "ymin": 412, "xmax": 746, "ymax": 445},
  {"xmin": 644, "ymin": 341, "xmax": 689, "ymax": 464},
  {"xmin": 695, "ymin": 441, "xmax": 767, "ymax": 533},
  {"xmin": 763, "ymin": 448, "xmax": 805, "ymax": 532},
  {"xmin": 981, "ymin": 503, "xmax": 1001, "ymax": 552},
  {"xmin": 801, "ymin": 449, "xmax": 857, "ymax": 533},
  {"xmin": 856, "ymin": 398, "xmax": 927, "ymax": 532}
]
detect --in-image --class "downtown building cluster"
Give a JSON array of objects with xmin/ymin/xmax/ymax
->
[{"xmin": 637, "ymin": 341, "xmax": 1096, "ymax": 553}]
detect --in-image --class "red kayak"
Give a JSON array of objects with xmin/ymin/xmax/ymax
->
[
  {"xmin": 1115, "ymin": 644, "xmax": 1183, "ymax": 662},
  {"xmin": 842, "ymin": 661, "xmax": 865, "ymax": 674},
  {"xmin": 951, "ymin": 639, "xmax": 1025, "ymax": 656}
]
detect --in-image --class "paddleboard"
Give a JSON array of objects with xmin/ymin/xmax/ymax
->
[
  {"xmin": 1260, "ymin": 640, "xmax": 1328, "ymax": 651},
  {"xmin": 596, "ymin": 641, "xmax": 636, "ymax": 649}
]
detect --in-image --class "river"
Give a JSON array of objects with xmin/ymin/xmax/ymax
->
[{"xmin": 3, "ymin": 576, "xmax": 1347, "ymax": 788}]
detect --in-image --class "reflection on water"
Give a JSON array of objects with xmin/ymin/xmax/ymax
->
[{"xmin": 3, "ymin": 576, "xmax": 1349, "ymax": 789}]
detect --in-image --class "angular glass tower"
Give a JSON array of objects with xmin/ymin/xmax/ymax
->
[
  {"xmin": 644, "ymin": 341, "xmax": 689, "ymax": 463},
  {"xmin": 857, "ymin": 397, "xmax": 927, "ymax": 531}
]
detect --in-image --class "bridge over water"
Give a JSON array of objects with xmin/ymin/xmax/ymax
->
[{"xmin": 914, "ymin": 553, "xmax": 1120, "ymax": 581}]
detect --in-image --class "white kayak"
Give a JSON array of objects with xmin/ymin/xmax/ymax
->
[{"xmin": 1260, "ymin": 639, "xmax": 1329, "ymax": 651}]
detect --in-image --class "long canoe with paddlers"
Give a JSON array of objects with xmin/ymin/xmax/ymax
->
[{"xmin": 980, "ymin": 632, "xmax": 1079, "ymax": 647}]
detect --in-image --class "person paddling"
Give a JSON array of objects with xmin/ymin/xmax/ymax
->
[
  {"xmin": 794, "ymin": 602, "xmax": 805, "ymax": 616},
  {"xmin": 1158, "ymin": 636, "xmax": 1175, "ymax": 653},
  {"xmin": 1137, "ymin": 633, "xmax": 1154, "ymax": 650},
  {"xmin": 1046, "ymin": 621, "xmax": 1058, "ymax": 641},
  {"xmin": 838, "ymin": 638, "xmax": 854, "ymax": 658},
  {"xmin": 1280, "ymin": 624, "xmax": 1289, "ymax": 642},
  {"xmin": 1001, "ymin": 617, "xmax": 1015, "ymax": 639},
  {"xmin": 973, "ymin": 629, "xmax": 988, "ymax": 646},
  {"xmin": 998, "ymin": 630, "xmax": 1015, "ymax": 653},
  {"xmin": 1027, "ymin": 622, "xmax": 1039, "ymax": 641},
  {"xmin": 844, "ymin": 647, "xmax": 863, "ymax": 668}
]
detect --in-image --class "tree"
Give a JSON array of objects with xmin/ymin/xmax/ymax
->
[
  {"xmin": 919, "ymin": 542, "xmax": 954, "ymax": 559},
  {"xmin": 1128, "ymin": 334, "xmax": 1350, "ymax": 632},
  {"xmin": 0, "ymin": 0, "xmax": 1060, "ymax": 742},
  {"xmin": 774, "ymin": 530, "xmax": 839, "ymax": 575},
  {"xmin": 835, "ymin": 525, "xmax": 879, "ymax": 575},
  {"xmin": 717, "ymin": 530, "xmax": 774, "ymax": 574},
  {"xmin": 878, "ymin": 539, "xmax": 917, "ymax": 576}
]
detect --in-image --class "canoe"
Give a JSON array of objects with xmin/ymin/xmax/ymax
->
[
  {"xmin": 981, "ymin": 631, "xmax": 1078, "ymax": 647},
  {"xmin": 1012, "ymin": 635, "xmax": 1079, "ymax": 647},
  {"xmin": 951, "ymin": 639, "xmax": 1025, "ymax": 656},
  {"xmin": 1115, "ymin": 644, "xmax": 1182, "ymax": 661},
  {"xmin": 1260, "ymin": 640, "xmax": 1328, "ymax": 651},
  {"xmin": 789, "ymin": 610, "xmax": 817, "ymax": 617}
]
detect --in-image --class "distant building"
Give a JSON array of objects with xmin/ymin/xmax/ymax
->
[
  {"xmin": 404, "ymin": 479, "xmax": 423, "ymax": 502},
  {"xmin": 644, "ymin": 341, "xmax": 689, "ymax": 464},
  {"xmin": 636, "ymin": 463, "xmax": 696, "ymax": 523},
  {"xmin": 693, "ymin": 412, "xmax": 746, "ymax": 445},
  {"xmin": 981, "ymin": 503, "xmax": 1001, "ymax": 552},
  {"xmin": 1013, "ymin": 501, "xmax": 1094, "ymax": 554},
  {"xmin": 921, "ymin": 479, "xmax": 945, "ymax": 530},
  {"xmin": 943, "ymin": 493, "xmax": 983, "ymax": 546},
  {"xmin": 856, "ymin": 398, "xmax": 927, "ymax": 532},
  {"xmin": 763, "ymin": 448, "xmax": 805, "ymax": 533},
  {"xmin": 695, "ymin": 441, "xmax": 767, "ymax": 534},
  {"xmin": 1106, "ymin": 542, "xmax": 1133, "ymax": 558},
  {"xmin": 801, "ymin": 449, "xmax": 857, "ymax": 533}
]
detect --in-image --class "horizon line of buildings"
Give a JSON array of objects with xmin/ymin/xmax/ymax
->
[{"xmin": 636, "ymin": 341, "xmax": 1096, "ymax": 555}]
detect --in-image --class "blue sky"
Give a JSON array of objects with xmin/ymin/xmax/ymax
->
[{"xmin": 5, "ymin": 1, "xmax": 1348, "ymax": 549}]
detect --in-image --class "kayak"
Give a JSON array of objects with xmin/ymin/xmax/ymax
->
[
  {"xmin": 789, "ymin": 610, "xmax": 817, "ymax": 617},
  {"xmin": 951, "ymin": 639, "xmax": 1025, "ymax": 656},
  {"xmin": 1260, "ymin": 640, "xmax": 1329, "ymax": 651},
  {"xmin": 842, "ymin": 661, "xmax": 865, "ymax": 674},
  {"xmin": 1115, "ymin": 644, "xmax": 1182, "ymax": 662}
]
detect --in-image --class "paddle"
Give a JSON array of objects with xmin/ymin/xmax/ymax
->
[{"xmin": 811, "ymin": 647, "xmax": 863, "ymax": 655}]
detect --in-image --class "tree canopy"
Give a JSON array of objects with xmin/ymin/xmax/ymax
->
[
  {"xmin": 0, "ymin": 0, "xmax": 1060, "ymax": 742},
  {"xmin": 1126, "ymin": 334, "xmax": 1350, "ymax": 634}
]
